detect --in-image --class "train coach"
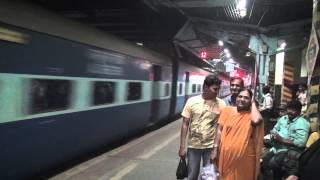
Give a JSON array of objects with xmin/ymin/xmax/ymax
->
[{"xmin": 0, "ymin": 1, "xmax": 228, "ymax": 179}]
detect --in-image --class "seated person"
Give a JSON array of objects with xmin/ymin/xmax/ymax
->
[{"xmin": 261, "ymin": 100, "xmax": 310, "ymax": 180}]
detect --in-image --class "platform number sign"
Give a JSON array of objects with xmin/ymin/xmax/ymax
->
[{"xmin": 200, "ymin": 51, "xmax": 207, "ymax": 59}]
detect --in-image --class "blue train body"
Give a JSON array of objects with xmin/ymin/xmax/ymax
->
[{"xmin": 0, "ymin": 2, "xmax": 219, "ymax": 179}]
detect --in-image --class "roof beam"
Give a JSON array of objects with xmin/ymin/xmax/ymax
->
[
  {"xmin": 191, "ymin": 17, "xmax": 260, "ymax": 35},
  {"xmin": 89, "ymin": 22, "xmax": 137, "ymax": 27},
  {"xmin": 171, "ymin": 0, "xmax": 232, "ymax": 8}
]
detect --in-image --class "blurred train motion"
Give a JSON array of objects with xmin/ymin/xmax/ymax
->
[{"xmin": 0, "ymin": 1, "xmax": 229, "ymax": 179}]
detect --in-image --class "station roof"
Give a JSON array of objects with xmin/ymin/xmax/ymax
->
[{"xmin": 27, "ymin": 0, "xmax": 312, "ymax": 71}]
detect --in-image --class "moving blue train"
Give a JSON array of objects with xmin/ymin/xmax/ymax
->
[{"xmin": 0, "ymin": 1, "xmax": 229, "ymax": 179}]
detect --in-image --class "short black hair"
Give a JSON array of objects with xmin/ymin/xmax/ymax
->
[
  {"xmin": 230, "ymin": 76, "xmax": 244, "ymax": 87},
  {"xmin": 287, "ymin": 100, "xmax": 302, "ymax": 111},
  {"xmin": 262, "ymin": 86, "xmax": 270, "ymax": 94},
  {"xmin": 239, "ymin": 88, "xmax": 253, "ymax": 99},
  {"xmin": 299, "ymin": 84, "xmax": 307, "ymax": 89},
  {"xmin": 203, "ymin": 74, "xmax": 221, "ymax": 87}
]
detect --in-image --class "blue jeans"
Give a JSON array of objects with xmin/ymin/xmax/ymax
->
[{"xmin": 187, "ymin": 148, "xmax": 212, "ymax": 180}]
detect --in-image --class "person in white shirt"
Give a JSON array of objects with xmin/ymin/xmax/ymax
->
[
  {"xmin": 259, "ymin": 86, "xmax": 274, "ymax": 133},
  {"xmin": 296, "ymin": 84, "xmax": 307, "ymax": 113},
  {"xmin": 259, "ymin": 86, "xmax": 273, "ymax": 111}
]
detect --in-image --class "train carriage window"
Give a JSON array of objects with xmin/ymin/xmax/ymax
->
[
  {"xmin": 30, "ymin": 79, "xmax": 71, "ymax": 114},
  {"xmin": 164, "ymin": 83, "xmax": 170, "ymax": 97},
  {"xmin": 179, "ymin": 83, "xmax": 183, "ymax": 95},
  {"xmin": 127, "ymin": 82, "xmax": 142, "ymax": 101},
  {"xmin": 93, "ymin": 81, "xmax": 115, "ymax": 105},
  {"xmin": 197, "ymin": 84, "xmax": 201, "ymax": 92},
  {"xmin": 192, "ymin": 84, "xmax": 197, "ymax": 93}
]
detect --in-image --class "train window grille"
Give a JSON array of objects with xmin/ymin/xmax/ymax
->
[
  {"xmin": 93, "ymin": 81, "xmax": 115, "ymax": 105},
  {"xmin": 197, "ymin": 84, "xmax": 201, "ymax": 92},
  {"xmin": 164, "ymin": 83, "xmax": 170, "ymax": 97},
  {"xmin": 192, "ymin": 84, "xmax": 197, "ymax": 93},
  {"xmin": 179, "ymin": 83, "xmax": 183, "ymax": 95},
  {"xmin": 30, "ymin": 79, "xmax": 71, "ymax": 114},
  {"xmin": 127, "ymin": 82, "xmax": 142, "ymax": 101}
]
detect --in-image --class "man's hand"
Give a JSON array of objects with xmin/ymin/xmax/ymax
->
[
  {"xmin": 178, "ymin": 147, "xmax": 186, "ymax": 159},
  {"xmin": 273, "ymin": 132, "xmax": 288, "ymax": 145},
  {"xmin": 272, "ymin": 132, "xmax": 293, "ymax": 146},
  {"xmin": 271, "ymin": 132, "xmax": 282, "ymax": 142},
  {"xmin": 210, "ymin": 148, "xmax": 218, "ymax": 163}
]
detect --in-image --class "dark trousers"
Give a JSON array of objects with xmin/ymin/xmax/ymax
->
[
  {"xmin": 261, "ymin": 109, "xmax": 274, "ymax": 134},
  {"xmin": 261, "ymin": 151, "xmax": 287, "ymax": 180}
]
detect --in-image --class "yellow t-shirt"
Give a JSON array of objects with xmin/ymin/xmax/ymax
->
[
  {"xmin": 306, "ymin": 132, "xmax": 320, "ymax": 148},
  {"xmin": 181, "ymin": 95, "xmax": 226, "ymax": 149}
]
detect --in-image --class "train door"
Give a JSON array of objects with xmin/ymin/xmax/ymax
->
[
  {"xmin": 184, "ymin": 71, "xmax": 190, "ymax": 103},
  {"xmin": 149, "ymin": 65, "xmax": 161, "ymax": 126},
  {"xmin": 149, "ymin": 64, "xmax": 172, "ymax": 126}
]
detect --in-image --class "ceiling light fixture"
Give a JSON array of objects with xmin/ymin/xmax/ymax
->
[
  {"xmin": 228, "ymin": 58, "xmax": 235, "ymax": 63},
  {"xmin": 239, "ymin": 9, "xmax": 247, "ymax": 17},
  {"xmin": 280, "ymin": 42, "xmax": 287, "ymax": 49},
  {"xmin": 218, "ymin": 40, "xmax": 224, "ymax": 46},
  {"xmin": 237, "ymin": 0, "xmax": 247, "ymax": 18}
]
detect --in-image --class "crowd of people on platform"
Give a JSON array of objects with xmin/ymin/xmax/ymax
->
[{"xmin": 178, "ymin": 74, "xmax": 320, "ymax": 180}]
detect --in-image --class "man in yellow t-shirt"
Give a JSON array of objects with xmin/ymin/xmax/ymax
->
[{"xmin": 178, "ymin": 74, "xmax": 226, "ymax": 180}]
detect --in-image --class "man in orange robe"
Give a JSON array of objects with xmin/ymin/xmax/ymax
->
[{"xmin": 211, "ymin": 89, "xmax": 264, "ymax": 180}]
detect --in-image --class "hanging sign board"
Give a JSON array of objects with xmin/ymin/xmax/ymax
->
[{"xmin": 306, "ymin": 25, "xmax": 319, "ymax": 83}]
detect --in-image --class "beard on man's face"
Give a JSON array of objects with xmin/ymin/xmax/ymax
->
[{"xmin": 287, "ymin": 111, "xmax": 300, "ymax": 120}]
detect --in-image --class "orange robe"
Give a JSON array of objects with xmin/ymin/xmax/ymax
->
[{"xmin": 218, "ymin": 107, "xmax": 264, "ymax": 180}]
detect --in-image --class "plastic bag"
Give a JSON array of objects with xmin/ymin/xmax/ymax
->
[
  {"xmin": 200, "ymin": 163, "xmax": 219, "ymax": 180},
  {"xmin": 176, "ymin": 158, "xmax": 188, "ymax": 179}
]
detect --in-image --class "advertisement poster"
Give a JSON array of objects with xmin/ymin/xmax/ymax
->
[{"xmin": 306, "ymin": 25, "xmax": 319, "ymax": 83}]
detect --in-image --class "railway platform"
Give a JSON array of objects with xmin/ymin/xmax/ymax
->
[{"xmin": 50, "ymin": 119, "xmax": 182, "ymax": 180}]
